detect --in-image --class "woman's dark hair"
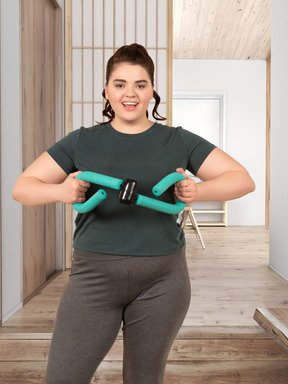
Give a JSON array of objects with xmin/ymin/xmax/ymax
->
[{"xmin": 100, "ymin": 44, "xmax": 166, "ymax": 123}]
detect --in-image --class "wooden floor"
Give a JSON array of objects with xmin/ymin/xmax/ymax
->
[
  {"xmin": 1, "ymin": 226, "xmax": 288, "ymax": 383},
  {"xmin": 184, "ymin": 226, "xmax": 288, "ymax": 327}
]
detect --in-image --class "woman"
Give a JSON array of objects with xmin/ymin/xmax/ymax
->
[{"xmin": 13, "ymin": 44, "xmax": 255, "ymax": 384}]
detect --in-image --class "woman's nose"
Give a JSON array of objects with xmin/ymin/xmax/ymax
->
[{"xmin": 125, "ymin": 86, "xmax": 136, "ymax": 97}]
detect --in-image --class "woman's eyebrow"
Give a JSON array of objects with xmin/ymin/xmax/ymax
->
[{"xmin": 112, "ymin": 79, "xmax": 148, "ymax": 83}]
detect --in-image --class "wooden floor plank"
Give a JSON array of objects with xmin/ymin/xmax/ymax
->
[
  {"xmin": 254, "ymin": 308, "xmax": 288, "ymax": 352},
  {"xmin": 1, "ymin": 337, "xmax": 287, "ymax": 362},
  {"xmin": 162, "ymin": 360, "xmax": 288, "ymax": 384},
  {"xmin": 1, "ymin": 360, "xmax": 288, "ymax": 384}
]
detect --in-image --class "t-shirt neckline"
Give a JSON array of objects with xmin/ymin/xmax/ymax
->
[{"xmin": 107, "ymin": 122, "xmax": 158, "ymax": 137}]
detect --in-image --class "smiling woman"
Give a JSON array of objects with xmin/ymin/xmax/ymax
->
[{"xmin": 12, "ymin": 43, "xmax": 255, "ymax": 384}]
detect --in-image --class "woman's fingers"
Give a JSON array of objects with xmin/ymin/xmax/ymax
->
[{"xmin": 175, "ymin": 168, "xmax": 198, "ymax": 202}]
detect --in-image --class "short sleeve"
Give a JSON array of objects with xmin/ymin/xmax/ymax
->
[
  {"xmin": 47, "ymin": 129, "xmax": 82, "ymax": 174},
  {"xmin": 176, "ymin": 127, "xmax": 216, "ymax": 175}
]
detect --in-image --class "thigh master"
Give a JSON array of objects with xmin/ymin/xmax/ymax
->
[{"xmin": 73, "ymin": 172, "xmax": 186, "ymax": 215}]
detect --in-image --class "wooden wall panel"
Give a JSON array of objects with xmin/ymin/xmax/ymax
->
[
  {"xmin": 22, "ymin": 0, "xmax": 47, "ymax": 300},
  {"xmin": 21, "ymin": 0, "xmax": 61, "ymax": 300},
  {"xmin": 43, "ymin": 0, "xmax": 56, "ymax": 278}
]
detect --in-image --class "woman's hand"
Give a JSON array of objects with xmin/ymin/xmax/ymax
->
[
  {"xmin": 59, "ymin": 171, "xmax": 90, "ymax": 204},
  {"xmin": 174, "ymin": 168, "xmax": 198, "ymax": 203}
]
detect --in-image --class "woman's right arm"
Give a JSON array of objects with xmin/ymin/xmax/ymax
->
[{"xmin": 12, "ymin": 152, "xmax": 90, "ymax": 207}]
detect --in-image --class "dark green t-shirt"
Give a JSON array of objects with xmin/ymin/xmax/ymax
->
[{"xmin": 47, "ymin": 122, "xmax": 216, "ymax": 256}]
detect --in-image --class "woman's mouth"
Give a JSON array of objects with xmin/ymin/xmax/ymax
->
[{"xmin": 122, "ymin": 102, "xmax": 139, "ymax": 111}]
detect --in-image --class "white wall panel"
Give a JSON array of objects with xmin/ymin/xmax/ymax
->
[
  {"xmin": 94, "ymin": 49, "xmax": 103, "ymax": 102},
  {"xmin": 72, "ymin": 0, "xmax": 81, "ymax": 46},
  {"xmin": 83, "ymin": 103, "xmax": 93, "ymax": 127},
  {"xmin": 125, "ymin": 0, "xmax": 136, "ymax": 45},
  {"xmin": 72, "ymin": 103, "xmax": 82, "ymax": 131},
  {"xmin": 94, "ymin": 103, "xmax": 104, "ymax": 123},
  {"xmin": 136, "ymin": 0, "xmax": 146, "ymax": 45},
  {"xmin": 157, "ymin": 49, "xmax": 167, "ymax": 102},
  {"xmin": 83, "ymin": 0, "xmax": 93, "ymax": 47},
  {"xmin": 93, "ymin": 0, "xmax": 103, "ymax": 46},
  {"xmin": 157, "ymin": 0, "xmax": 167, "ymax": 48},
  {"xmin": 104, "ymin": 48, "xmax": 114, "ymax": 79},
  {"xmin": 269, "ymin": 0, "xmax": 288, "ymax": 281},
  {"xmin": 146, "ymin": 0, "xmax": 157, "ymax": 47},
  {"xmin": 72, "ymin": 49, "xmax": 82, "ymax": 101},
  {"xmin": 115, "ymin": 0, "xmax": 125, "ymax": 47},
  {"xmin": 104, "ymin": 0, "xmax": 114, "ymax": 47},
  {"xmin": 83, "ymin": 50, "xmax": 93, "ymax": 101}
]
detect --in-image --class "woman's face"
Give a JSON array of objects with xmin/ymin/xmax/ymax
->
[{"xmin": 105, "ymin": 63, "xmax": 154, "ymax": 127}]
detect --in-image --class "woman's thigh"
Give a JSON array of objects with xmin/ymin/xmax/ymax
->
[
  {"xmin": 122, "ymin": 247, "xmax": 191, "ymax": 384},
  {"xmin": 45, "ymin": 250, "xmax": 128, "ymax": 384}
]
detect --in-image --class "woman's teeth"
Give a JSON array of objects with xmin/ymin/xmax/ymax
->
[{"xmin": 123, "ymin": 102, "xmax": 138, "ymax": 106}]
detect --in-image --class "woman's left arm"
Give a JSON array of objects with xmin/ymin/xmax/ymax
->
[{"xmin": 175, "ymin": 148, "xmax": 255, "ymax": 203}]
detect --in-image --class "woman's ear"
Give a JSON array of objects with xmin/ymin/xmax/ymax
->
[{"xmin": 104, "ymin": 84, "xmax": 109, "ymax": 100}]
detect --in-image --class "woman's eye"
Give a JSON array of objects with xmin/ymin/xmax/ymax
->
[
  {"xmin": 137, "ymin": 85, "xmax": 145, "ymax": 89},
  {"xmin": 115, "ymin": 84, "xmax": 124, "ymax": 88}
]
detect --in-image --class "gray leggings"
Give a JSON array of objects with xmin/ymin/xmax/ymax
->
[{"xmin": 45, "ymin": 246, "xmax": 191, "ymax": 384}]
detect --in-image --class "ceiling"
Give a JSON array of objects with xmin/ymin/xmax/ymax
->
[{"xmin": 173, "ymin": 0, "xmax": 271, "ymax": 60}]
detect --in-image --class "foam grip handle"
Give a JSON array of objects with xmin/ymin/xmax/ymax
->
[
  {"xmin": 75, "ymin": 171, "xmax": 123, "ymax": 190},
  {"xmin": 135, "ymin": 194, "xmax": 186, "ymax": 215},
  {"xmin": 152, "ymin": 172, "xmax": 186, "ymax": 196},
  {"xmin": 73, "ymin": 189, "xmax": 107, "ymax": 213}
]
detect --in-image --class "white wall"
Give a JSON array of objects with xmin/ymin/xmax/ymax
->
[
  {"xmin": 173, "ymin": 60, "xmax": 266, "ymax": 226},
  {"xmin": 1, "ymin": 0, "xmax": 22, "ymax": 321},
  {"xmin": 269, "ymin": 0, "xmax": 288, "ymax": 281}
]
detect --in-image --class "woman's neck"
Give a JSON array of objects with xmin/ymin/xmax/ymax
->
[{"xmin": 111, "ymin": 117, "xmax": 154, "ymax": 134}]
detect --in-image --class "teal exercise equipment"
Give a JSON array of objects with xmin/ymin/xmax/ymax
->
[{"xmin": 73, "ymin": 171, "xmax": 186, "ymax": 215}]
